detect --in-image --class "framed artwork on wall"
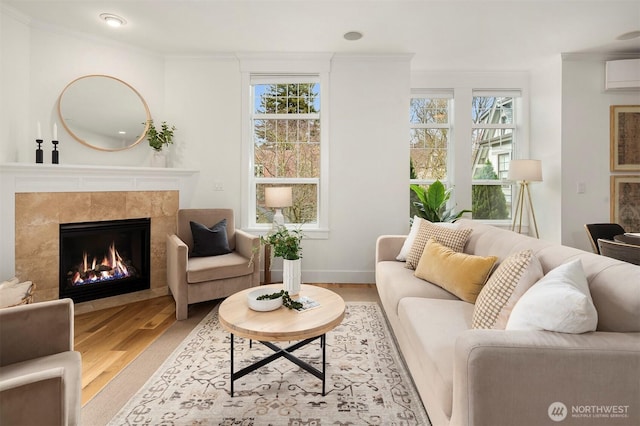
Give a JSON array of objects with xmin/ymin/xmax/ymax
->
[
  {"xmin": 610, "ymin": 105, "xmax": 640, "ymax": 172},
  {"xmin": 611, "ymin": 175, "xmax": 640, "ymax": 232}
]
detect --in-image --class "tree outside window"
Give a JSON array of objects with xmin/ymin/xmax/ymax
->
[
  {"xmin": 252, "ymin": 81, "xmax": 321, "ymax": 225},
  {"xmin": 409, "ymin": 94, "xmax": 451, "ymax": 218}
]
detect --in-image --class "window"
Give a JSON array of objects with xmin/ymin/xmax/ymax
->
[
  {"xmin": 409, "ymin": 91, "xmax": 452, "ymax": 217},
  {"xmin": 249, "ymin": 76, "xmax": 323, "ymax": 228},
  {"xmin": 471, "ymin": 92, "xmax": 519, "ymax": 220}
]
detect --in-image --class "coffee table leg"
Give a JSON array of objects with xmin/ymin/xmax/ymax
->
[
  {"xmin": 321, "ymin": 334, "xmax": 326, "ymax": 396},
  {"xmin": 230, "ymin": 333, "xmax": 234, "ymax": 397}
]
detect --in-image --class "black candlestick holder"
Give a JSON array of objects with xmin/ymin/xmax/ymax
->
[
  {"xmin": 52, "ymin": 140, "xmax": 59, "ymax": 164},
  {"xmin": 35, "ymin": 139, "xmax": 43, "ymax": 163}
]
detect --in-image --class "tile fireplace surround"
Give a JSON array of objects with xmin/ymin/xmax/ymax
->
[{"xmin": 0, "ymin": 163, "xmax": 198, "ymax": 313}]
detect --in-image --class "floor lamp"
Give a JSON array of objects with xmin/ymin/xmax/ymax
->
[{"xmin": 508, "ymin": 159, "xmax": 542, "ymax": 238}]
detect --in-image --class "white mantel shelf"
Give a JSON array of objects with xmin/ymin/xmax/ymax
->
[
  {"xmin": 0, "ymin": 162, "xmax": 199, "ymax": 278},
  {"xmin": 0, "ymin": 162, "xmax": 199, "ymax": 191}
]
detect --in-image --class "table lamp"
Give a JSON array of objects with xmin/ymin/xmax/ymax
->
[
  {"xmin": 265, "ymin": 187, "xmax": 292, "ymax": 227},
  {"xmin": 508, "ymin": 159, "xmax": 542, "ymax": 238}
]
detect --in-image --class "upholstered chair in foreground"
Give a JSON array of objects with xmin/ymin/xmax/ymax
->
[
  {"xmin": 166, "ymin": 209, "xmax": 260, "ymax": 320},
  {"xmin": 0, "ymin": 298, "xmax": 82, "ymax": 426}
]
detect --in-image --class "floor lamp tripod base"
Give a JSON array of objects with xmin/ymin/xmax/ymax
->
[{"xmin": 511, "ymin": 181, "xmax": 540, "ymax": 239}]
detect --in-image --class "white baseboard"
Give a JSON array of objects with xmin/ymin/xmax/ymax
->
[{"xmin": 262, "ymin": 269, "xmax": 375, "ymax": 284}]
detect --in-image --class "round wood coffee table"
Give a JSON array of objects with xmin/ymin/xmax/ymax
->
[{"xmin": 219, "ymin": 284, "xmax": 345, "ymax": 396}]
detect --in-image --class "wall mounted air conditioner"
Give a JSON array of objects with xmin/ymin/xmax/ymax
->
[{"xmin": 605, "ymin": 58, "xmax": 640, "ymax": 90}]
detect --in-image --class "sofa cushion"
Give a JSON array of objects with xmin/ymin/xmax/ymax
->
[
  {"xmin": 472, "ymin": 249, "xmax": 543, "ymax": 329},
  {"xmin": 186, "ymin": 252, "xmax": 253, "ymax": 283},
  {"xmin": 397, "ymin": 297, "xmax": 474, "ymax": 419},
  {"xmin": 406, "ymin": 220, "xmax": 472, "ymax": 269},
  {"xmin": 414, "ymin": 239, "xmax": 497, "ymax": 303},
  {"xmin": 506, "ymin": 259, "xmax": 598, "ymax": 333},
  {"xmin": 189, "ymin": 219, "xmax": 232, "ymax": 258},
  {"xmin": 376, "ymin": 260, "xmax": 459, "ymax": 317}
]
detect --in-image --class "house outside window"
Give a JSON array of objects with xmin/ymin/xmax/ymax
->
[
  {"xmin": 409, "ymin": 91, "xmax": 452, "ymax": 218},
  {"xmin": 471, "ymin": 91, "xmax": 519, "ymax": 220}
]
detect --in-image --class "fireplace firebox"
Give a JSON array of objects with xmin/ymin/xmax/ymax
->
[{"xmin": 59, "ymin": 218, "xmax": 151, "ymax": 303}]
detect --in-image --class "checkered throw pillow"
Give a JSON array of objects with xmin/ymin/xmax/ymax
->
[
  {"xmin": 405, "ymin": 220, "xmax": 472, "ymax": 270},
  {"xmin": 472, "ymin": 249, "xmax": 543, "ymax": 329}
]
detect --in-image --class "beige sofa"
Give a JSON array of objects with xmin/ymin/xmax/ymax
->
[{"xmin": 376, "ymin": 219, "xmax": 640, "ymax": 426}]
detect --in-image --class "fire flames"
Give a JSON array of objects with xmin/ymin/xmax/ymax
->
[{"xmin": 70, "ymin": 242, "xmax": 132, "ymax": 285}]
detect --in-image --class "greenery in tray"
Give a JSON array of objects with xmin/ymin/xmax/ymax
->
[
  {"xmin": 145, "ymin": 120, "xmax": 176, "ymax": 152},
  {"xmin": 257, "ymin": 290, "xmax": 303, "ymax": 310},
  {"xmin": 260, "ymin": 225, "xmax": 304, "ymax": 260}
]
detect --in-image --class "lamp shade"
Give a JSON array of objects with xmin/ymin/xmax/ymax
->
[
  {"xmin": 265, "ymin": 187, "xmax": 292, "ymax": 208},
  {"xmin": 508, "ymin": 159, "xmax": 542, "ymax": 182}
]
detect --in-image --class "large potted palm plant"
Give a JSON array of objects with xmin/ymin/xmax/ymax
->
[
  {"xmin": 410, "ymin": 179, "xmax": 471, "ymax": 222},
  {"xmin": 261, "ymin": 225, "xmax": 304, "ymax": 295}
]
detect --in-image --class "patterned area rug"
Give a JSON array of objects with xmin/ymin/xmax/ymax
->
[{"xmin": 108, "ymin": 302, "xmax": 430, "ymax": 425}]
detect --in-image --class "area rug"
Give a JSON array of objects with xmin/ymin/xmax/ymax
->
[{"xmin": 108, "ymin": 302, "xmax": 431, "ymax": 425}]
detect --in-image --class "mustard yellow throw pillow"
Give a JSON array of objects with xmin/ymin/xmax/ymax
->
[{"xmin": 415, "ymin": 239, "xmax": 498, "ymax": 303}]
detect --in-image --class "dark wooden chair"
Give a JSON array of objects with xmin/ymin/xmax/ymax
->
[
  {"xmin": 597, "ymin": 238, "xmax": 640, "ymax": 265},
  {"xmin": 584, "ymin": 223, "xmax": 625, "ymax": 254}
]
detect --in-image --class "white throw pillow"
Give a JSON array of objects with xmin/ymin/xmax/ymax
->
[
  {"xmin": 506, "ymin": 259, "xmax": 598, "ymax": 334},
  {"xmin": 0, "ymin": 280, "xmax": 33, "ymax": 308},
  {"xmin": 396, "ymin": 216, "xmax": 423, "ymax": 261}
]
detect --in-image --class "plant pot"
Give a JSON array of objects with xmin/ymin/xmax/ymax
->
[
  {"xmin": 151, "ymin": 151, "xmax": 166, "ymax": 168},
  {"xmin": 283, "ymin": 258, "xmax": 301, "ymax": 295}
]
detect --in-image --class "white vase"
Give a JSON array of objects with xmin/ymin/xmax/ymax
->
[
  {"xmin": 151, "ymin": 151, "xmax": 166, "ymax": 167},
  {"xmin": 282, "ymin": 258, "xmax": 301, "ymax": 295}
]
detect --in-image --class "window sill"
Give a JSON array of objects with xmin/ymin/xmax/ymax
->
[{"xmin": 244, "ymin": 227, "xmax": 329, "ymax": 240}]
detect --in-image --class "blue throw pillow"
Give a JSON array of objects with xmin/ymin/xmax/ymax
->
[{"xmin": 189, "ymin": 219, "xmax": 232, "ymax": 257}]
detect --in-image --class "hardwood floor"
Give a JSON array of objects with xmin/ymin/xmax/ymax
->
[
  {"xmin": 74, "ymin": 295, "xmax": 176, "ymax": 405},
  {"xmin": 74, "ymin": 284, "xmax": 377, "ymax": 405}
]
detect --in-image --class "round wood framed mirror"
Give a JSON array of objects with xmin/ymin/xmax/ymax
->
[{"xmin": 57, "ymin": 75, "xmax": 151, "ymax": 152}]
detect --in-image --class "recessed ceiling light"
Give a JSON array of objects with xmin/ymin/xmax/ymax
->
[
  {"xmin": 616, "ymin": 30, "xmax": 640, "ymax": 41},
  {"xmin": 344, "ymin": 31, "xmax": 363, "ymax": 41},
  {"xmin": 100, "ymin": 13, "xmax": 126, "ymax": 28}
]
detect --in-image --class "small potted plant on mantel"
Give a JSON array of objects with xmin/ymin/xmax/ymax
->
[
  {"xmin": 146, "ymin": 119, "xmax": 176, "ymax": 167},
  {"xmin": 261, "ymin": 225, "xmax": 304, "ymax": 295}
]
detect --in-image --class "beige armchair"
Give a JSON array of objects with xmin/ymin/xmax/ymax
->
[
  {"xmin": 166, "ymin": 209, "xmax": 260, "ymax": 320},
  {"xmin": 0, "ymin": 298, "xmax": 82, "ymax": 426}
]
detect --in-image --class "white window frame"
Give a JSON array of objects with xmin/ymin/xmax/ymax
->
[
  {"xmin": 409, "ymin": 89, "xmax": 454, "ymax": 189},
  {"xmin": 239, "ymin": 54, "xmax": 331, "ymax": 237},
  {"xmin": 471, "ymin": 90, "xmax": 521, "ymax": 223}
]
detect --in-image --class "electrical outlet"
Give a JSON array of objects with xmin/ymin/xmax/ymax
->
[
  {"xmin": 213, "ymin": 181, "xmax": 223, "ymax": 191},
  {"xmin": 577, "ymin": 182, "xmax": 585, "ymax": 194}
]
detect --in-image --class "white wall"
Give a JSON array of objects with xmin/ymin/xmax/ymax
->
[
  {"xmin": 1, "ymin": 8, "xmax": 30, "ymax": 164},
  {"xmin": 303, "ymin": 54, "xmax": 411, "ymax": 282},
  {"xmin": 5, "ymin": 10, "xmax": 636, "ymax": 283},
  {"xmin": 530, "ymin": 56, "xmax": 563, "ymax": 242},
  {"xmin": 164, "ymin": 56, "xmax": 242, "ymax": 208},
  {"xmin": 0, "ymin": 12, "xmax": 411, "ymax": 283},
  {"xmin": 1, "ymin": 13, "xmax": 166, "ymax": 167},
  {"xmin": 560, "ymin": 56, "xmax": 640, "ymax": 251}
]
